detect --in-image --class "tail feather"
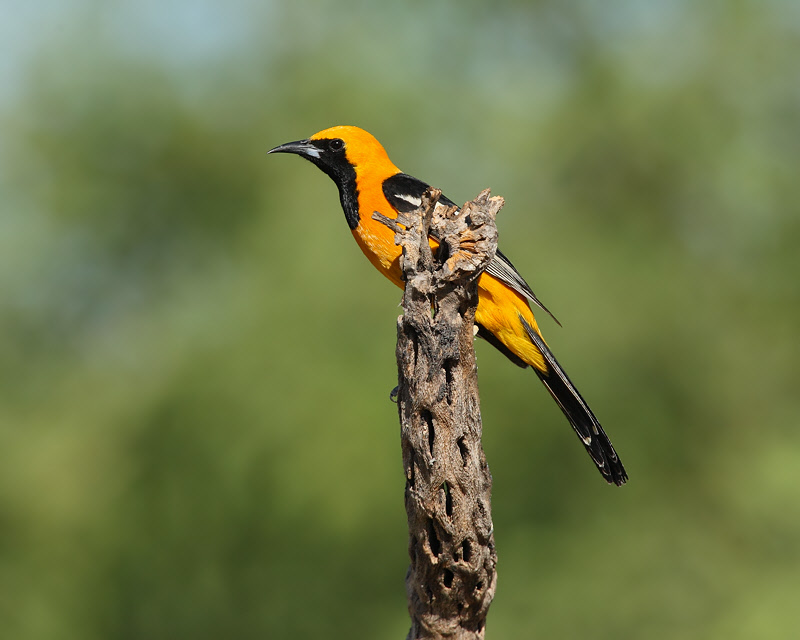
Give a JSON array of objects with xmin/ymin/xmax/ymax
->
[{"xmin": 520, "ymin": 317, "xmax": 627, "ymax": 486}]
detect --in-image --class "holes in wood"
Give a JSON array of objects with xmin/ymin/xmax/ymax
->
[
  {"xmin": 427, "ymin": 518, "xmax": 441, "ymax": 557},
  {"xmin": 443, "ymin": 568, "xmax": 454, "ymax": 589},
  {"xmin": 422, "ymin": 410, "xmax": 435, "ymax": 458},
  {"xmin": 457, "ymin": 436, "xmax": 469, "ymax": 467},
  {"xmin": 443, "ymin": 481, "xmax": 453, "ymax": 518},
  {"xmin": 462, "ymin": 539, "xmax": 472, "ymax": 563}
]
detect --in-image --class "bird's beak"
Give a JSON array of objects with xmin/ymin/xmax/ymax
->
[{"xmin": 268, "ymin": 139, "xmax": 321, "ymax": 159}]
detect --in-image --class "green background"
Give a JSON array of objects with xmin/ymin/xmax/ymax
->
[{"xmin": 2, "ymin": 1, "xmax": 799, "ymax": 638}]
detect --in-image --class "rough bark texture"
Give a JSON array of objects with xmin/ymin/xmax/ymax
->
[{"xmin": 373, "ymin": 188, "xmax": 503, "ymax": 640}]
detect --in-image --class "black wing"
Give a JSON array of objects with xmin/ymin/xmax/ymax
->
[
  {"xmin": 382, "ymin": 172, "xmax": 560, "ymax": 325},
  {"xmin": 383, "ymin": 172, "xmax": 459, "ymax": 211}
]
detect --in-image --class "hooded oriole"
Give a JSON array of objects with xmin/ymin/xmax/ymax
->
[{"xmin": 270, "ymin": 126, "xmax": 626, "ymax": 485}]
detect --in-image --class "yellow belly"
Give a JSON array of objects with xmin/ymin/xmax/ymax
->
[{"xmin": 474, "ymin": 274, "xmax": 546, "ymax": 371}]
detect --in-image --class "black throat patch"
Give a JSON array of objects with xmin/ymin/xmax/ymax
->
[{"xmin": 308, "ymin": 152, "xmax": 360, "ymax": 230}]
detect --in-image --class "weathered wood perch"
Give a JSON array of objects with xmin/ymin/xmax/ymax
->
[{"xmin": 373, "ymin": 187, "xmax": 504, "ymax": 640}]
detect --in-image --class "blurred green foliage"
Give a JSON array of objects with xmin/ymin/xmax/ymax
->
[{"xmin": 2, "ymin": 1, "xmax": 799, "ymax": 638}]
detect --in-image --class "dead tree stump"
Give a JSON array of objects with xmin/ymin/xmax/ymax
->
[{"xmin": 373, "ymin": 187, "xmax": 504, "ymax": 640}]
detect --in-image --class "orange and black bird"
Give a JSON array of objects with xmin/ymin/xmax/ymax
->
[{"xmin": 270, "ymin": 126, "xmax": 627, "ymax": 486}]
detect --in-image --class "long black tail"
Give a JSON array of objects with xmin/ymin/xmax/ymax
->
[{"xmin": 521, "ymin": 317, "xmax": 627, "ymax": 486}]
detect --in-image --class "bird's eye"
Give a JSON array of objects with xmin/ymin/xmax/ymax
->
[{"xmin": 329, "ymin": 138, "xmax": 344, "ymax": 152}]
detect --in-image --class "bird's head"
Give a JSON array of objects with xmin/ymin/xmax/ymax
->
[{"xmin": 269, "ymin": 125, "xmax": 400, "ymax": 184}]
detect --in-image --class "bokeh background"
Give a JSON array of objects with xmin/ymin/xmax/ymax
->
[{"xmin": 2, "ymin": 1, "xmax": 799, "ymax": 638}]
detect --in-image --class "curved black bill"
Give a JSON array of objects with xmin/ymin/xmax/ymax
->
[{"xmin": 268, "ymin": 139, "xmax": 321, "ymax": 159}]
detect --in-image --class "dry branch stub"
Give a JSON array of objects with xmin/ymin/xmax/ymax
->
[{"xmin": 373, "ymin": 188, "xmax": 504, "ymax": 640}]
